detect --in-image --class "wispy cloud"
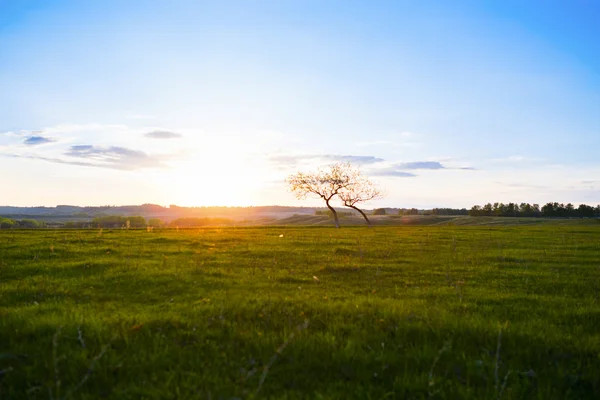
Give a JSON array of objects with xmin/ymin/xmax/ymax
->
[
  {"xmin": 494, "ymin": 181, "xmax": 549, "ymax": 189},
  {"xmin": 490, "ymin": 155, "xmax": 543, "ymax": 164},
  {"xmin": 63, "ymin": 145, "xmax": 166, "ymax": 169},
  {"xmin": 1, "ymin": 130, "xmax": 26, "ymax": 137},
  {"xmin": 366, "ymin": 159, "xmax": 477, "ymax": 177},
  {"xmin": 325, "ymin": 155, "xmax": 384, "ymax": 164},
  {"xmin": 144, "ymin": 130, "xmax": 182, "ymax": 139},
  {"xmin": 1, "ymin": 123, "xmax": 187, "ymax": 171},
  {"xmin": 393, "ymin": 161, "xmax": 445, "ymax": 170},
  {"xmin": 268, "ymin": 153, "xmax": 385, "ymax": 167},
  {"xmin": 4, "ymin": 153, "xmax": 112, "ymax": 169},
  {"xmin": 268, "ymin": 153, "xmax": 475, "ymax": 178},
  {"xmin": 23, "ymin": 136, "xmax": 56, "ymax": 146},
  {"xmin": 3, "ymin": 144, "xmax": 172, "ymax": 170},
  {"xmin": 368, "ymin": 167, "xmax": 417, "ymax": 177}
]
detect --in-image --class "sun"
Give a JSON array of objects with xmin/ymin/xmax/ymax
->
[{"xmin": 156, "ymin": 147, "xmax": 265, "ymax": 206}]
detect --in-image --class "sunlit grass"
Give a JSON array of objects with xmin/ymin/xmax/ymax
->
[{"xmin": 1, "ymin": 226, "xmax": 599, "ymax": 398}]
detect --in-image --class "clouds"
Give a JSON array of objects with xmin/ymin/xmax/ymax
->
[
  {"xmin": 490, "ymin": 155, "xmax": 542, "ymax": 164},
  {"xmin": 6, "ymin": 125, "xmax": 478, "ymax": 178},
  {"xmin": 144, "ymin": 130, "xmax": 182, "ymax": 139},
  {"xmin": 393, "ymin": 161, "xmax": 444, "ymax": 170},
  {"xmin": 268, "ymin": 152, "xmax": 474, "ymax": 173},
  {"xmin": 4, "ymin": 144, "xmax": 169, "ymax": 170},
  {"xmin": 331, "ymin": 155, "xmax": 384, "ymax": 164},
  {"xmin": 495, "ymin": 181, "xmax": 549, "ymax": 190},
  {"xmin": 267, "ymin": 151, "xmax": 477, "ymax": 179},
  {"xmin": 367, "ymin": 160, "xmax": 479, "ymax": 176},
  {"xmin": 0, "ymin": 123, "xmax": 185, "ymax": 171},
  {"xmin": 368, "ymin": 168, "xmax": 417, "ymax": 177},
  {"xmin": 62, "ymin": 145, "xmax": 167, "ymax": 170},
  {"xmin": 268, "ymin": 153, "xmax": 384, "ymax": 167},
  {"xmin": 23, "ymin": 136, "xmax": 56, "ymax": 146}
]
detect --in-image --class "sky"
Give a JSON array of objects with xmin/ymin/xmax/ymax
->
[{"xmin": 1, "ymin": 0, "xmax": 599, "ymax": 208}]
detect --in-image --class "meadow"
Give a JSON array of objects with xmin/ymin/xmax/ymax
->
[{"xmin": 1, "ymin": 224, "xmax": 599, "ymax": 399}]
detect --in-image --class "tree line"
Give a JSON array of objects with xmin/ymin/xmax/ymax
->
[
  {"xmin": 469, "ymin": 202, "xmax": 600, "ymax": 218},
  {"xmin": 0, "ymin": 217, "xmax": 46, "ymax": 228}
]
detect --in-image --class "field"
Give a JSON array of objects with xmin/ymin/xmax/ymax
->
[{"xmin": 1, "ymin": 224, "xmax": 600, "ymax": 399}]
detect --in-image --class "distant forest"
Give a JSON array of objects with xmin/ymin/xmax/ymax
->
[
  {"xmin": 395, "ymin": 202, "xmax": 600, "ymax": 218},
  {"xmin": 468, "ymin": 202, "xmax": 600, "ymax": 218}
]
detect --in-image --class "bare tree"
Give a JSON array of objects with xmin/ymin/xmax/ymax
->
[
  {"xmin": 286, "ymin": 163, "xmax": 355, "ymax": 228},
  {"xmin": 338, "ymin": 166, "xmax": 383, "ymax": 226}
]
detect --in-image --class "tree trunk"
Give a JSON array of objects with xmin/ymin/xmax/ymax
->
[
  {"xmin": 325, "ymin": 200, "xmax": 340, "ymax": 228},
  {"xmin": 348, "ymin": 205, "xmax": 371, "ymax": 226}
]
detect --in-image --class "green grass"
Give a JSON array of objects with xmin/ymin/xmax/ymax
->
[
  {"xmin": 1, "ymin": 225, "xmax": 599, "ymax": 399},
  {"xmin": 266, "ymin": 214, "xmax": 600, "ymax": 227}
]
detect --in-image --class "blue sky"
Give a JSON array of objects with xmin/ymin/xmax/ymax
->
[{"xmin": 1, "ymin": 0, "xmax": 599, "ymax": 207}]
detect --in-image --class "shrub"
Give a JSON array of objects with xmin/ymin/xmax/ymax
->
[
  {"xmin": 92, "ymin": 216, "xmax": 146, "ymax": 228},
  {"xmin": 148, "ymin": 218, "xmax": 164, "ymax": 228},
  {"xmin": 0, "ymin": 218, "xmax": 16, "ymax": 229},
  {"xmin": 17, "ymin": 219, "xmax": 41, "ymax": 228}
]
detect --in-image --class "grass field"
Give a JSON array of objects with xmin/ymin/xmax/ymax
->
[{"xmin": 1, "ymin": 225, "xmax": 600, "ymax": 399}]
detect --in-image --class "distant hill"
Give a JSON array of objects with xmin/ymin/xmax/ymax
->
[
  {"xmin": 2, "ymin": 204, "xmax": 596, "ymax": 228},
  {"xmin": 0, "ymin": 204, "xmax": 329, "ymax": 223}
]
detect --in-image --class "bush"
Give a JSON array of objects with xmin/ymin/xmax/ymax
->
[
  {"xmin": 373, "ymin": 208, "xmax": 387, "ymax": 215},
  {"xmin": 92, "ymin": 216, "xmax": 146, "ymax": 228},
  {"xmin": 17, "ymin": 219, "xmax": 41, "ymax": 228},
  {"xmin": 127, "ymin": 216, "xmax": 147, "ymax": 228},
  {"xmin": 148, "ymin": 218, "xmax": 164, "ymax": 228},
  {"xmin": 0, "ymin": 218, "xmax": 16, "ymax": 229},
  {"xmin": 399, "ymin": 208, "xmax": 419, "ymax": 216}
]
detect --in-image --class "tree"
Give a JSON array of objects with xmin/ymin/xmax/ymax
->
[
  {"xmin": 148, "ymin": 218, "xmax": 164, "ymax": 228},
  {"xmin": 92, "ymin": 215, "xmax": 146, "ymax": 228},
  {"xmin": 506, "ymin": 202, "xmax": 518, "ymax": 217},
  {"xmin": 127, "ymin": 216, "xmax": 146, "ymax": 228},
  {"xmin": 577, "ymin": 204, "xmax": 595, "ymax": 218},
  {"xmin": 493, "ymin": 202, "xmax": 501, "ymax": 216},
  {"xmin": 520, "ymin": 203, "xmax": 532, "ymax": 217},
  {"xmin": 287, "ymin": 162, "xmax": 371, "ymax": 228},
  {"xmin": 565, "ymin": 203, "xmax": 575, "ymax": 217},
  {"xmin": 0, "ymin": 217, "xmax": 15, "ymax": 229},
  {"xmin": 400, "ymin": 208, "xmax": 419, "ymax": 216},
  {"xmin": 482, "ymin": 203, "xmax": 493, "ymax": 216},
  {"xmin": 541, "ymin": 202, "xmax": 556, "ymax": 217},
  {"xmin": 18, "ymin": 219, "xmax": 41, "ymax": 228},
  {"xmin": 469, "ymin": 205, "xmax": 482, "ymax": 216},
  {"xmin": 337, "ymin": 166, "xmax": 383, "ymax": 226}
]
